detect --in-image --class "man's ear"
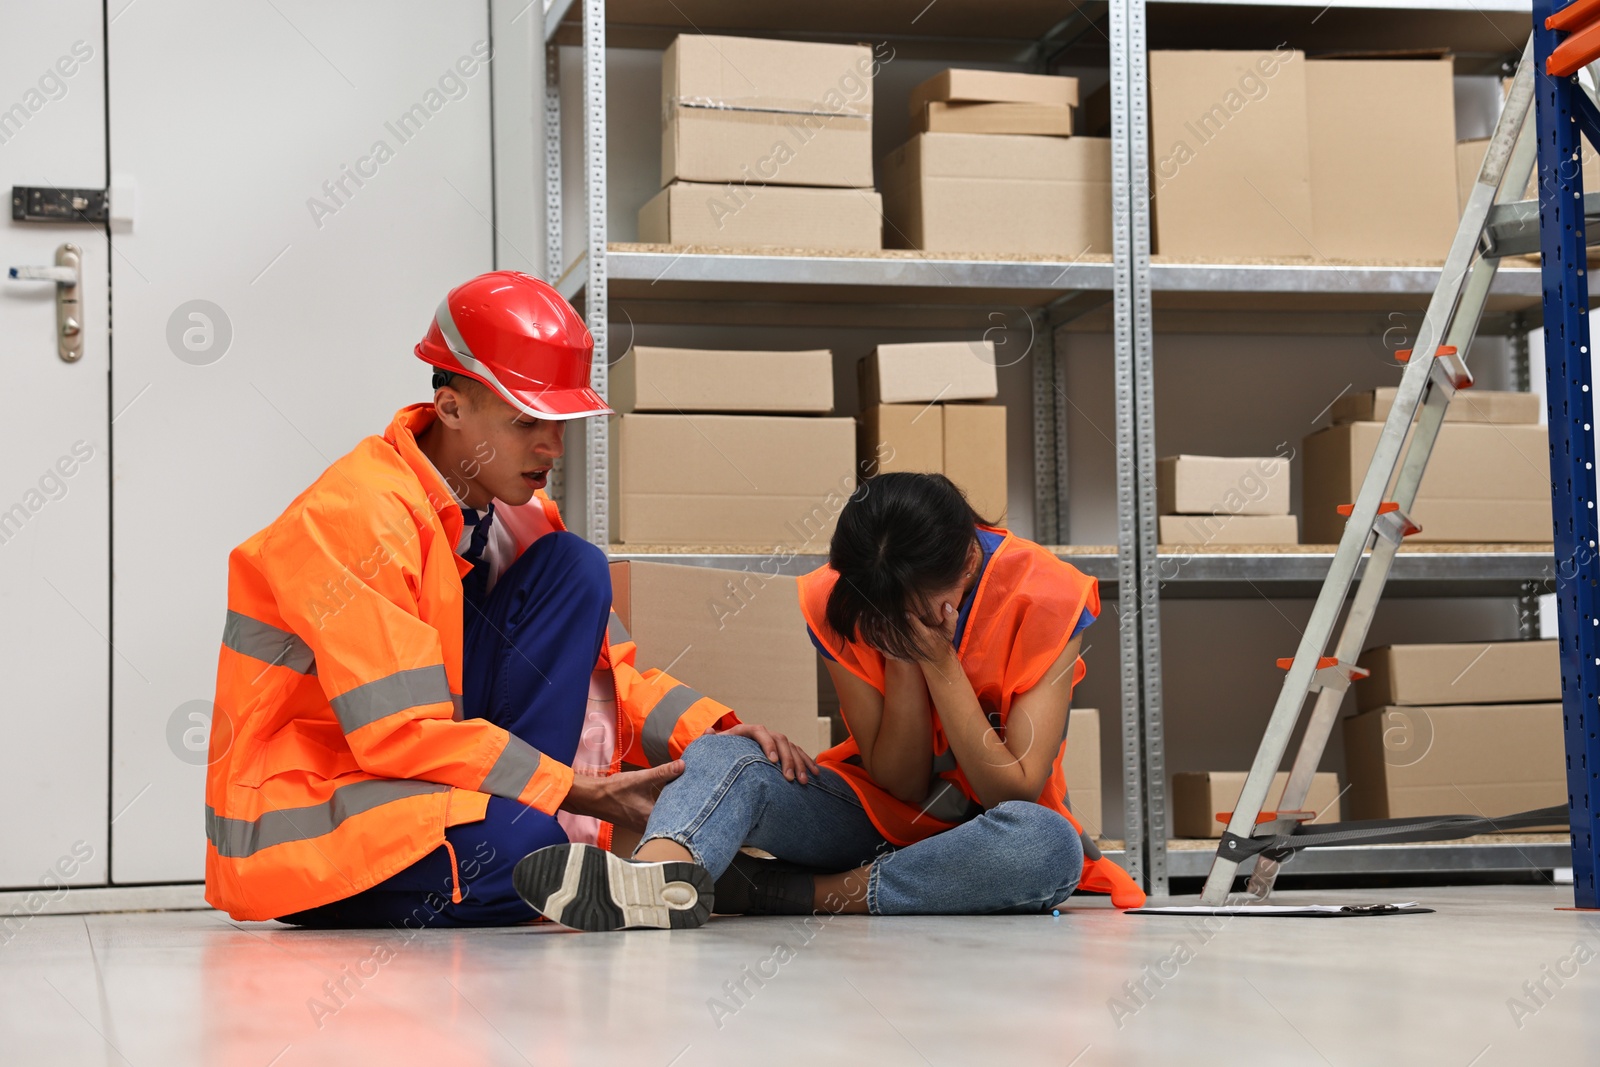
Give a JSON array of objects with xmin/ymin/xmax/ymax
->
[{"xmin": 434, "ymin": 386, "xmax": 464, "ymax": 427}]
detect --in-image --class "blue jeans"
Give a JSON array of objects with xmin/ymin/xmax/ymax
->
[
  {"xmin": 640, "ymin": 733, "xmax": 1084, "ymax": 915},
  {"xmin": 280, "ymin": 531, "xmax": 609, "ymax": 928}
]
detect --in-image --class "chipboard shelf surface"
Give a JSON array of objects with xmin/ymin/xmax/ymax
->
[
  {"xmin": 608, "ymin": 545, "xmax": 1555, "ymax": 597},
  {"xmin": 586, "ymin": 247, "xmax": 1566, "ymax": 329}
]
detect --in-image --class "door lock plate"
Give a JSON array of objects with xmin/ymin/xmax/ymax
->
[{"xmin": 11, "ymin": 186, "xmax": 109, "ymax": 224}]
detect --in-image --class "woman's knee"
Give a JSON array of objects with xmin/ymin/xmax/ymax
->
[
  {"xmin": 680, "ymin": 731, "xmax": 772, "ymax": 775},
  {"xmin": 679, "ymin": 732, "xmax": 791, "ymax": 793},
  {"xmin": 986, "ymin": 801, "xmax": 1084, "ymax": 892}
]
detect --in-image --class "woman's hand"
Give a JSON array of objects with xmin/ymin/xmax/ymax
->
[
  {"xmin": 903, "ymin": 599, "xmax": 960, "ymax": 666},
  {"xmin": 715, "ymin": 722, "xmax": 821, "ymax": 784}
]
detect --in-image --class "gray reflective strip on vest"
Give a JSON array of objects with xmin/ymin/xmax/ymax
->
[
  {"xmin": 920, "ymin": 780, "xmax": 981, "ymax": 824},
  {"xmin": 480, "ymin": 736, "xmax": 544, "ymax": 799},
  {"xmin": 930, "ymin": 749, "xmax": 958, "ymax": 774},
  {"xmin": 642, "ymin": 683, "xmax": 705, "ymax": 766},
  {"xmin": 451, "ymin": 692, "xmax": 464, "ymax": 721},
  {"xmin": 607, "ymin": 611, "xmax": 631, "ymax": 646},
  {"xmin": 329, "ymin": 665, "xmax": 452, "ymax": 733},
  {"xmin": 222, "ymin": 611, "xmax": 316, "ymax": 675},
  {"xmin": 205, "ymin": 779, "xmax": 451, "ymax": 859}
]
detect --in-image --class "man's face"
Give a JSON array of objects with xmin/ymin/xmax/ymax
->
[{"xmin": 436, "ymin": 381, "xmax": 565, "ymax": 507}]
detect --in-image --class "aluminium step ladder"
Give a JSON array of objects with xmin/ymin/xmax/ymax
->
[{"xmin": 1199, "ymin": 35, "xmax": 1567, "ymax": 905}]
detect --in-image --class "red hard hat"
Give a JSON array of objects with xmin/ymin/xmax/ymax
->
[{"xmin": 415, "ymin": 271, "xmax": 613, "ymax": 420}]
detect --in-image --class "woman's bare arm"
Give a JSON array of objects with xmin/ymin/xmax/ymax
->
[
  {"xmin": 824, "ymin": 658, "xmax": 933, "ymax": 804},
  {"xmin": 910, "ymin": 604, "xmax": 1080, "ymax": 808}
]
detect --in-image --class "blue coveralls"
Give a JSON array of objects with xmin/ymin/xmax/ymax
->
[{"xmin": 279, "ymin": 524, "xmax": 607, "ymax": 928}]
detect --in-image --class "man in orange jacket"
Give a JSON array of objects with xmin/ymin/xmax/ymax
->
[{"xmin": 205, "ymin": 271, "xmax": 815, "ymax": 927}]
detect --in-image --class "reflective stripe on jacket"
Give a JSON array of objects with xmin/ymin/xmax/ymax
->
[
  {"xmin": 205, "ymin": 404, "xmax": 736, "ymax": 921},
  {"xmin": 798, "ymin": 527, "xmax": 1099, "ymax": 847}
]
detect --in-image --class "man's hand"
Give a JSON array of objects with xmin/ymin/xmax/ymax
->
[
  {"xmin": 561, "ymin": 761, "xmax": 684, "ymax": 832},
  {"xmin": 716, "ymin": 723, "xmax": 821, "ymax": 784}
]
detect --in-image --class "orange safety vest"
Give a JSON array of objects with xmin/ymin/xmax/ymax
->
[
  {"xmin": 205, "ymin": 404, "xmax": 736, "ymax": 922},
  {"xmin": 799, "ymin": 527, "xmax": 1145, "ymax": 907}
]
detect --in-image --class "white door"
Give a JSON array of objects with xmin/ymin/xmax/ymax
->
[
  {"xmin": 0, "ymin": 4, "xmax": 110, "ymax": 887},
  {"xmin": 108, "ymin": 1, "xmax": 496, "ymax": 881}
]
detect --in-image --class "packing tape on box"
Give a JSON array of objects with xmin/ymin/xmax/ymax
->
[{"xmin": 668, "ymin": 94, "xmax": 869, "ymax": 118}]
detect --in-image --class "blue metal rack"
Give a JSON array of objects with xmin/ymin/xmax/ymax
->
[{"xmin": 1535, "ymin": 0, "xmax": 1600, "ymax": 908}]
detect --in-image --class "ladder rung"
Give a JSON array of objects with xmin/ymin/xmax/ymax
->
[
  {"xmin": 1393, "ymin": 345, "xmax": 1456, "ymax": 363},
  {"xmin": 1277, "ymin": 656, "xmax": 1340, "ymax": 670},
  {"xmin": 1337, "ymin": 502, "xmax": 1399, "ymax": 516},
  {"xmin": 1393, "ymin": 346, "xmax": 1473, "ymax": 390},
  {"xmin": 1336, "ymin": 502, "xmax": 1423, "ymax": 541},
  {"xmin": 1275, "ymin": 656, "xmax": 1371, "ymax": 693},
  {"xmin": 1217, "ymin": 809, "xmax": 1317, "ymax": 826}
]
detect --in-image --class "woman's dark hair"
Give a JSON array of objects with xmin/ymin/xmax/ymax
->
[{"xmin": 824, "ymin": 472, "xmax": 987, "ymax": 662}]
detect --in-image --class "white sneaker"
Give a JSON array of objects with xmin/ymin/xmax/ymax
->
[{"xmin": 512, "ymin": 843, "xmax": 713, "ymax": 931}]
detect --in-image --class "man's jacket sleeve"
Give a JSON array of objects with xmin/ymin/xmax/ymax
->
[
  {"xmin": 262, "ymin": 500, "xmax": 574, "ymax": 815},
  {"xmin": 603, "ymin": 611, "xmax": 740, "ymax": 767}
]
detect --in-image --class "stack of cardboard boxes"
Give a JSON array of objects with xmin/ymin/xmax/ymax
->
[
  {"xmin": 638, "ymin": 35, "xmax": 883, "ymax": 251},
  {"xmin": 1301, "ymin": 388, "xmax": 1550, "ymax": 543},
  {"xmin": 1156, "ymin": 454, "xmax": 1297, "ymax": 545},
  {"xmin": 880, "ymin": 69, "xmax": 1112, "ymax": 256},
  {"xmin": 853, "ymin": 340, "xmax": 1009, "ymax": 522},
  {"xmin": 1344, "ymin": 640, "xmax": 1564, "ymax": 822},
  {"xmin": 610, "ymin": 346, "xmax": 856, "ymax": 548},
  {"xmin": 1149, "ymin": 50, "xmax": 1458, "ymax": 261}
]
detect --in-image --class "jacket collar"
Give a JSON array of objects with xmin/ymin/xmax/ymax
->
[{"xmin": 385, "ymin": 403, "xmax": 463, "ymax": 525}]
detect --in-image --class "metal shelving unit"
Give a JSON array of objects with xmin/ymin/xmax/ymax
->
[{"xmin": 543, "ymin": 0, "xmax": 1572, "ymax": 895}]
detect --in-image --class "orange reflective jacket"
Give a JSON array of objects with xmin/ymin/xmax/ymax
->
[
  {"xmin": 799, "ymin": 527, "xmax": 1143, "ymax": 907},
  {"xmin": 205, "ymin": 404, "xmax": 736, "ymax": 921}
]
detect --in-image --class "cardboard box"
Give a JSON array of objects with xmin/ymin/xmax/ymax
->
[
  {"xmin": 1061, "ymin": 707, "xmax": 1103, "ymax": 836},
  {"xmin": 1331, "ymin": 387, "xmax": 1542, "ymax": 426},
  {"xmin": 613, "ymin": 414, "xmax": 857, "ymax": 547},
  {"xmin": 1456, "ymin": 136, "xmax": 1600, "ymax": 211},
  {"xmin": 859, "ymin": 404, "xmax": 943, "ymax": 475},
  {"xmin": 913, "ymin": 101, "xmax": 1073, "ymax": 136},
  {"xmin": 1158, "ymin": 513, "xmax": 1298, "ymax": 545},
  {"xmin": 1300, "ymin": 421, "xmax": 1552, "ymax": 543},
  {"xmin": 909, "ymin": 69, "xmax": 1079, "ymax": 113},
  {"xmin": 1305, "ymin": 58, "xmax": 1458, "ymax": 262},
  {"xmin": 610, "ymin": 560, "xmax": 822, "ymax": 746},
  {"xmin": 1342, "ymin": 703, "xmax": 1565, "ymax": 822},
  {"xmin": 1149, "ymin": 50, "xmax": 1316, "ymax": 258},
  {"xmin": 1354, "ymin": 640, "xmax": 1560, "ymax": 712},
  {"xmin": 857, "ymin": 403, "xmax": 1008, "ymax": 520},
  {"xmin": 1171, "ymin": 771, "xmax": 1341, "ymax": 838},
  {"xmin": 860, "ymin": 340, "xmax": 999, "ymax": 405},
  {"xmin": 612, "ymin": 346, "xmax": 834, "ymax": 415},
  {"xmin": 638, "ymin": 182, "xmax": 883, "ymax": 251},
  {"xmin": 879, "ymin": 133, "xmax": 1112, "ymax": 255},
  {"xmin": 661, "ymin": 35, "xmax": 873, "ymax": 188},
  {"xmin": 1156, "ymin": 455, "xmax": 1291, "ymax": 516},
  {"xmin": 942, "ymin": 403, "xmax": 1008, "ymax": 522}
]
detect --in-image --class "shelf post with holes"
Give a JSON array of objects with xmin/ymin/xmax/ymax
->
[{"xmin": 1535, "ymin": 0, "xmax": 1600, "ymax": 908}]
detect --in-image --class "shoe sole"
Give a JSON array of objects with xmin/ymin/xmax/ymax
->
[{"xmin": 512, "ymin": 843, "xmax": 713, "ymax": 932}]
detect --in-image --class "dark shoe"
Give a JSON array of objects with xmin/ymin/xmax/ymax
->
[
  {"xmin": 713, "ymin": 851, "xmax": 818, "ymax": 916},
  {"xmin": 512, "ymin": 843, "xmax": 713, "ymax": 931}
]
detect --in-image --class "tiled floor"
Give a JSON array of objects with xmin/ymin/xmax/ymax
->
[{"xmin": 2, "ymin": 885, "xmax": 1597, "ymax": 1066}]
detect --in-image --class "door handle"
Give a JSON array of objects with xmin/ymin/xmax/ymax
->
[{"xmin": 7, "ymin": 242, "xmax": 83, "ymax": 362}]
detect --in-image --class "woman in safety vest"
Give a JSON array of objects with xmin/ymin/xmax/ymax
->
[{"xmin": 512, "ymin": 471, "xmax": 1144, "ymax": 930}]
